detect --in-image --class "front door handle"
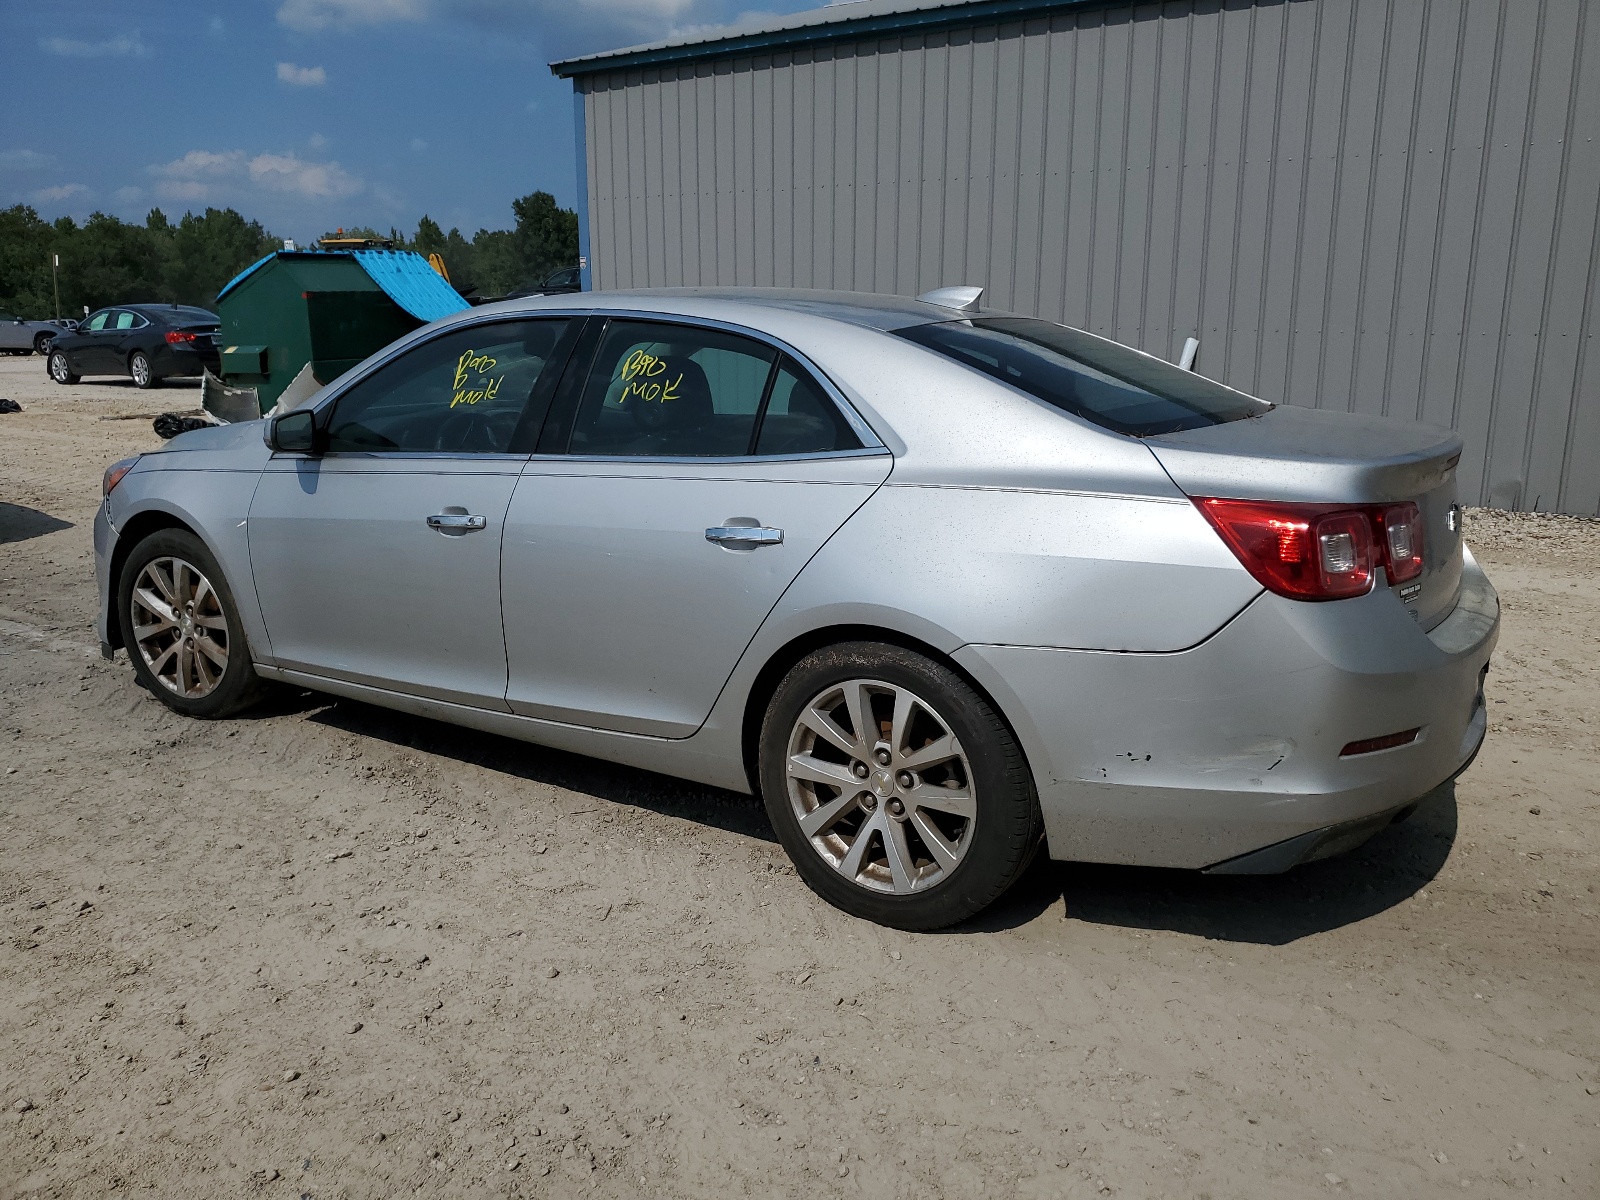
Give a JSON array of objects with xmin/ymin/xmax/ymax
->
[
  {"xmin": 427, "ymin": 513, "xmax": 487, "ymax": 534},
  {"xmin": 705, "ymin": 525, "xmax": 784, "ymax": 548}
]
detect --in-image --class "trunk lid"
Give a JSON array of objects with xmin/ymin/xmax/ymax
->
[{"xmin": 1145, "ymin": 405, "xmax": 1464, "ymax": 629}]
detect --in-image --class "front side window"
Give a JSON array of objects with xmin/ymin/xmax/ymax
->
[
  {"xmin": 84, "ymin": 311, "xmax": 110, "ymax": 332},
  {"xmin": 897, "ymin": 317, "xmax": 1272, "ymax": 437},
  {"xmin": 324, "ymin": 319, "xmax": 571, "ymax": 454}
]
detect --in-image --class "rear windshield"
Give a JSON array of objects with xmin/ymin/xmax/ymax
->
[
  {"xmin": 897, "ymin": 316, "xmax": 1271, "ymax": 436},
  {"xmin": 146, "ymin": 306, "xmax": 218, "ymax": 325}
]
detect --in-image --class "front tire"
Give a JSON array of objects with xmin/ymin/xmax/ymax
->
[
  {"xmin": 116, "ymin": 529, "xmax": 263, "ymax": 718},
  {"xmin": 130, "ymin": 351, "xmax": 156, "ymax": 389},
  {"xmin": 758, "ymin": 641, "xmax": 1042, "ymax": 930},
  {"xmin": 48, "ymin": 350, "xmax": 79, "ymax": 385},
  {"xmin": 33, "ymin": 332, "xmax": 54, "ymax": 355}
]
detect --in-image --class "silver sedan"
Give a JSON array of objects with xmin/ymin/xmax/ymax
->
[{"xmin": 92, "ymin": 288, "xmax": 1498, "ymax": 929}]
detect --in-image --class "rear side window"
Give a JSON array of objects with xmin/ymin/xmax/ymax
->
[
  {"xmin": 114, "ymin": 311, "xmax": 140, "ymax": 330},
  {"xmin": 324, "ymin": 319, "xmax": 572, "ymax": 454},
  {"xmin": 568, "ymin": 321, "xmax": 777, "ymax": 457},
  {"xmin": 897, "ymin": 317, "xmax": 1271, "ymax": 436},
  {"xmin": 755, "ymin": 358, "xmax": 863, "ymax": 456}
]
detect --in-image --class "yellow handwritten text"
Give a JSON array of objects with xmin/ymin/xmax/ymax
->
[
  {"xmin": 450, "ymin": 349, "xmax": 504, "ymax": 408},
  {"xmin": 619, "ymin": 350, "xmax": 683, "ymax": 404}
]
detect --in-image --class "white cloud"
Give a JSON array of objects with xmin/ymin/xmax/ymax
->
[
  {"xmin": 150, "ymin": 148, "xmax": 364, "ymax": 203},
  {"xmin": 309, "ymin": 132, "xmax": 330, "ymax": 149},
  {"xmin": 208, "ymin": 15, "xmax": 225, "ymax": 34},
  {"xmin": 277, "ymin": 0, "xmax": 428, "ymax": 32},
  {"xmin": 115, "ymin": 185, "xmax": 146, "ymax": 202},
  {"xmin": 249, "ymin": 153, "xmax": 363, "ymax": 198},
  {"xmin": 40, "ymin": 33, "xmax": 148, "ymax": 57},
  {"xmin": 33, "ymin": 183, "xmax": 89, "ymax": 203},
  {"xmin": 277, "ymin": 61, "xmax": 328, "ymax": 87},
  {"xmin": 0, "ymin": 149, "xmax": 54, "ymax": 172},
  {"xmin": 410, "ymin": 137, "xmax": 428, "ymax": 153}
]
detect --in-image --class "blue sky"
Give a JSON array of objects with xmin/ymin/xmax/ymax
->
[{"xmin": 1, "ymin": 0, "xmax": 824, "ymax": 243}]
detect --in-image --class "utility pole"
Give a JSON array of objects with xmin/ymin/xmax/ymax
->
[{"xmin": 52, "ymin": 253, "xmax": 60, "ymax": 320}]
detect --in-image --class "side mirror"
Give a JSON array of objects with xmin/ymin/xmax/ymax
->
[{"xmin": 265, "ymin": 408, "xmax": 318, "ymax": 454}]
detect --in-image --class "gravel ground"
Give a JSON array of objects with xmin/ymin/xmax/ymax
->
[{"xmin": 1, "ymin": 355, "xmax": 1597, "ymax": 1199}]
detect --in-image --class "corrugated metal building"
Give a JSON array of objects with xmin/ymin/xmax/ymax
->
[{"xmin": 554, "ymin": 0, "xmax": 1600, "ymax": 515}]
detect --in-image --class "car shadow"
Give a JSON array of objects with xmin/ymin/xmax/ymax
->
[
  {"xmin": 0, "ymin": 503, "xmax": 74, "ymax": 545},
  {"xmin": 954, "ymin": 785, "xmax": 1459, "ymax": 944},
  {"xmin": 284, "ymin": 691, "xmax": 777, "ymax": 845},
  {"xmin": 246, "ymin": 687, "xmax": 1456, "ymax": 941}
]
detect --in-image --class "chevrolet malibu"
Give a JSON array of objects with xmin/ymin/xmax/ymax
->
[{"xmin": 94, "ymin": 288, "xmax": 1498, "ymax": 930}]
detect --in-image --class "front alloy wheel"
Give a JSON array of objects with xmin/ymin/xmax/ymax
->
[
  {"xmin": 49, "ymin": 350, "xmax": 78, "ymax": 384},
  {"xmin": 129, "ymin": 557, "xmax": 230, "ymax": 698},
  {"xmin": 117, "ymin": 528, "xmax": 263, "ymax": 718}
]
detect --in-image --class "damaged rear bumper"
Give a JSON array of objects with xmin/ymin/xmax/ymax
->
[{"xmin": 954, "ymin": 548, "xmax": 1499, "ymax": 871}]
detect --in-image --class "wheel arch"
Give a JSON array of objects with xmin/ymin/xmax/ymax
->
[
  {"xmin": 737, "ymin": 623, "xmax": 1034, "ymax": 799},
  {"xmin": 104, "ymin": 509, "xmax": 201, "ymax": 651}
]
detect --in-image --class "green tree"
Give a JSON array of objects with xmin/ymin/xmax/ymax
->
[
  {"xmin": 509, "ymin": 190, "xmax": 579, "ymax": 288},
  {"xmin": 164, "ymin": 208, "xmax": 279, "ymax": 306}
]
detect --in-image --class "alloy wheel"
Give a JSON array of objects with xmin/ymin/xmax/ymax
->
[
  {"xmin": 131, "ymin": 354, "xmax": 151, "ymax": 388},
  {"xmin": 50, "ymin": 353, "xmax": 70, "ymax": 382},
  {"xmin": 785, "ymin": 678, "xmax": 977, "ymax": 894},
  {"xmin": 129, "ymin": 556, "xmax": 230, "ymax": 698}
]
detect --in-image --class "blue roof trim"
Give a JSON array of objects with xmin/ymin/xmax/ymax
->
[
  {"xmin": 551, "ymin": 0, "xmax": 1101, "ymax": 77},
  {"xmin": 215, "ymin": 252, "xmax": 276, "ymax": 302},
  {"xmin": 352, "ymin": 249, "xmax": 471, "ymax": 323}
]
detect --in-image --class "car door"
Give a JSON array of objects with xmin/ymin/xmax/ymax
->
[
  {"xmin": 73, "ymin": 310, "xmax": 114, "ymax": 371},
  {"xmin": 246, "ymin": 317, "xmax": 578, "ymax": 708},
  {"xmin": 104, "ymin": 309, "xmax": 148, "ymax": 373},
  {"xmin": 0, "ymin": 311, "xmax": 25, "ymax": 351},
  {"xmin": 501, "ymin": 317, "xmax": 892, "ymax": 737}
]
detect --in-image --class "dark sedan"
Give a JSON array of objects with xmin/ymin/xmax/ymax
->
[{"xmin": 48, "ymin": 304, "xmax": 221, "ymax": 389}]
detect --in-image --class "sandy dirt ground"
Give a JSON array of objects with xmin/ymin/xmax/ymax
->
[{"xmin": 1, "ymin": 353, "xmax": 1596, "ymax": 1199}]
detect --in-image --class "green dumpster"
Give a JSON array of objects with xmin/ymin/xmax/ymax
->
[{"xmin": 213, "ymin": 248, "xmax": 470, "ymax": 413}]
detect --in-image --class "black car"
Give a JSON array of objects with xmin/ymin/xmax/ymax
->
[
  {"xmin": 47, "ymin": 304, "xmax": 221, "ymax": 389},
  {"xmin": 503, "ymin": 265, "xmax": 581, "ymax": 300}
]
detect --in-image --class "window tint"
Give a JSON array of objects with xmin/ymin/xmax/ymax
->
[
  {"xmin": 113, "ymin": 311, "xmax": 141, "ymax": 330},
  {"xmin": 897, "ymin": 317, "xmax": 1271, "ymax": 437},
  {"xmin": 324, "ymin": 319, "xmax": 571, "ymax": 454},
  {"xmin": 754, "ymin": 358, "xmax": 863, "ymax": 455},
  {"xmin": 85, "ymin": 311, "xmax": 110, "ymax": 331},
  {"xmin": 568, "ymin": 321, "xmax": 778, "ymax": 457}
]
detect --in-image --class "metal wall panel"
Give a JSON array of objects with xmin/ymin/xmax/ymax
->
[{"xmin": 577, "ymin": 0, "xmax": 1600, "ymax": 513}]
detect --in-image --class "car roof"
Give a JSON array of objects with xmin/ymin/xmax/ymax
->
[
  {"xmin": 485, "ymin": 287, "xmax": 990, "ymax": 333},
  {"xmin": 123, "ymin": 303, "xmax": 216, "ymax": 316}
]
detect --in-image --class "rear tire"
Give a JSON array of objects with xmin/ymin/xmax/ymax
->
[
  {"xmin": 116, "ymin": 528, "xmax": 264, "ymax": 718},
  {"xmin": 48, "ymin": 350, "xmax": 79, "ymax": 385},
  {"xmin": 758, "ymin": 641, "xmax": 1042, "ymax": 930},
  {"xmin": 130, "ymin": 351, "xmax": 156, "ymax": 389},
  {"xmin": 33, "ymin": 332, "xmax": 54, "ymax": 355}
]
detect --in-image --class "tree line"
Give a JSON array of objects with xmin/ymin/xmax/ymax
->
[{"xmin": 0, "ymin": 192, "xmax": 580, "ymax": 319}]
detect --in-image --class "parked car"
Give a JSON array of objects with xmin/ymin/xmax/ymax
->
[
  {"xmin": 48, "ymin": 304, "xmax": 221, "ymax": 388},
  {"xmin": 0, "ymin": 309, "xmax": 67, "ymax": 355},
  {"xmin": 504, "ymin": 266, "xmax": 581, "ymax": 300},
  {"xmin": 93, "ymin": 288, "xmax": 1497, "ymax": 930}
]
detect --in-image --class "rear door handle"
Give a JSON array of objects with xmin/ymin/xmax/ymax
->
[
  {"xmin": 705, "ymin": 525, "xmax": 784, "ymax": 548},
  {"xmin": 427, "ymin": 513, "xmax": 487, "ymax": 534}
]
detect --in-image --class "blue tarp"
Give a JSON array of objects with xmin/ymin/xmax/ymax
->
[
  {"xmin": 215, "ymin": 249, "xmax": 470, "ymax": 323},
  {"xmin": 351, "ymin": 249, "xmax": 471, "ymax": 322}
]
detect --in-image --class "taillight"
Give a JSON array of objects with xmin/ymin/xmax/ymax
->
[
  {"xmin": 103, "ymin": 456, "xmax": 139, "ymax": 497},
  {"xmin": 1195, "ymin": 497, "xmax": 1427, "ymax": 601},
  {"xmin": 1378, "ymin": 501, "xmax": 1424, "ymax": 582},
  {"xmin": 165, "ymin": 330, "xmax": 197, "ymax": 344}
]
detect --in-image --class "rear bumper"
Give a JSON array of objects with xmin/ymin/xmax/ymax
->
[{"xmin": 955, "ymin": 548, "xmax": 1499, "ymax": 870}]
